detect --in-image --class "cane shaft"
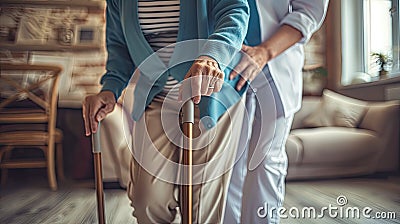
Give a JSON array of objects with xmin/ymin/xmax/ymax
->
[
  {"xmin": 182, "ymin": 122, "xmax": 193, "ymax": 224},
  {"xmin": 94, "ymin": 152, "xmax": 105, "ymax": 224}
]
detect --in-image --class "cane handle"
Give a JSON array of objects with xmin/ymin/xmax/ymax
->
[{"xmin": 92, "ymin": 121, "xmax": 101, "ymax": 153}]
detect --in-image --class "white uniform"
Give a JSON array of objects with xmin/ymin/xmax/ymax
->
[{"xmin": 224, "ymin": 0, "xmax": 329, "ymax": 223}]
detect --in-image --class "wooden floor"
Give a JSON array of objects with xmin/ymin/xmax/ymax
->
[
  {"xmin": 0, "ymin": 170, "xmax": 399, "ymax": 224},
  {"xmin": 0, "ymin": 170, "xmax": 136, "ymax": 224},
  {"xmin": 282, "ymin": 175, "xmax": 400, "ymax": 224}
]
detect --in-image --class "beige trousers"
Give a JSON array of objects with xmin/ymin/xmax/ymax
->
[{"xmin": 127, "ymin": 97, "xmax": 245, "ymax": 224}]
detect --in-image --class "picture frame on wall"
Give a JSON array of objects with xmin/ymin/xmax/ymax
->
[
  {"xmin": 74, "ymin": 24, "xmax": 103, "ymax": 46},
  {"xmin": 16, "ymin": 13, "xmax": 49, "ymax": 45}
]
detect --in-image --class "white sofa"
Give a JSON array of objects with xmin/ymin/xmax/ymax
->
[{"xmin": 286, "ymin": 91, "xmax": 400, "ymax": 180}]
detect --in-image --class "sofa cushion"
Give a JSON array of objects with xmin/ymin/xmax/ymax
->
[
  {"xmin": 291, "ymin": 97, "xmax": 321, "ymax": 130},
  {"xmin": 291, "ymin": 127, "xmax": 378, "ymax": 165},
  {"xmin": 286, "ymin": 134, "xmax": 304, "ymax": 165},
  {"xmin": 302, "ymin": 89, "xmax": 368, "ymax": 128}
]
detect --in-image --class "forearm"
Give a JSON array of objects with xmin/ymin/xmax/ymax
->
[
  {"xmin": 201, "ymin": 0, "xmax": 249, "ymax": 69},
  {"xmin": 101, "ymin": 0, "xmax": 135, "ymax": 100},
  {"xmin": 259, "ymin": 24, "xmax": 303, "ymax": 62}
]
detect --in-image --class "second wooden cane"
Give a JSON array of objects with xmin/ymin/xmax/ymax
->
[
  {"xmin": 181, "ymin": 99, "xmax": 194, "ymax": 224},
  {"xmin": 92, "ymin": 122, "xmax": 106, "ymax": 224}
]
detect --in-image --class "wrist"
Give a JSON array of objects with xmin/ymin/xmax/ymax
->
[
  {"xmin": 259, "ymin": 42, "xmax": 275, "ymax": 62},
  {"xmin": 197, "ymin": 55, "xmax": 217, "ymax": 63},
  {"xmin": 100, "ymin": 90, "xmax": 116, "ymax": 101},
  {"xmin": 196, "ymin": 55, "xmax": 221, "ymax": 71}
]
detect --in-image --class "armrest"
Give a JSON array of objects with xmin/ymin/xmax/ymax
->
[
  {"xmin": 360, "ymin": 100, "xmax": 399, "ymax": 172},
  {"xmin": 359, "ymin": 100, "xmax": 400, "ymax": 135}
]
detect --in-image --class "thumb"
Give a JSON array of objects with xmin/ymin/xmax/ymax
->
[
  {"xmin": 242, "ymin": 44, "xmax": 250, "ymax": 51},
  {"xmin": 103, "ymin": 102, "xmax": 115, "ymax": 114},
  {"xmin": 95, "ymin": 104, "xmax": 114, "ymax": 122},
  {"xmin": 95, "ymin": 101, "xmax": 115, "ymax": 122}
]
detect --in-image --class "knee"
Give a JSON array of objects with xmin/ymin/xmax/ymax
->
[
  {"xmin": 127, "ymin": 178, "xmax": 178, "ymax": 223},
  {"xmin": 129, "ymin": 179, "xmax": 175, "ymax": 205}
]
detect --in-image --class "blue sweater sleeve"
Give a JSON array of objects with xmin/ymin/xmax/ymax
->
[
  {"xmin": 100, "ymin": 0, "xmax": 136, "ymax": 100},
  {"xmin": 197, "ymin": 0, "xmax": 250, "ymax": 129},
  {"xmin": 200, "ymin": 0, "xmax": 249, "ymax": 70}
]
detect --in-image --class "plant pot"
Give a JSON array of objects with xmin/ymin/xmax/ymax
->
[{"xmin": 379, "ymin": 70, "xmax": 389, "ymax": 78}]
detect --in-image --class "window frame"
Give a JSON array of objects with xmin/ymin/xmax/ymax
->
[
  {"xmin": 341, "ymin": 0, "xmax": 400, "ymax": 86},
  {"xmin": 392, "ymin": 0, "xmax": 400, "ymax": 72}
]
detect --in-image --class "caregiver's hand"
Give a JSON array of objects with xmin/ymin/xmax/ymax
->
[
  {"xmin": 181, "ymin": 55, "xmax": 224, "ymax": 104},
  {"xmin": 82, "ymin": 90, "xmax": 116, "ymax": 136},
  {"xmin": 230, "ymin": 44, "xmax": 269, "ymax": 91}
]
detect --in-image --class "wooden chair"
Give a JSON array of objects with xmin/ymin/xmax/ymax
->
[{"xmin": 0, "ymin": 63, "xmax": 64, "ymax": 191}]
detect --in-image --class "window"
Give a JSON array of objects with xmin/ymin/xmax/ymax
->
[{"xmin": 341, "ymin": 0, "xmax": 399, "ymax": 85}]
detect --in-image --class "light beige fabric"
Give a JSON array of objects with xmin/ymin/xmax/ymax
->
[
  {"xmin": 127, "ymin": 97, "xmax": 245, "ymax": 224},
  {"xmin": 359, "ymin": 100, "xmax": 400, "ymax": 171},
  {"xmin": 303, "ymin": 89, "xmax": 368, "ymax": 128},
  {"xmin": 99, "ymin": 83, "xmax": 136, "ymax": 187},
  {"xmin": 290, "ymin": 127, "xmax": 378, "ymax": 164},
  {"xmin": 99, "ymin": 104, "xmax": 133, "ymax": 188},
  {"xmin": 286, "ymin": 93, "xmax": 400, "ymax": 180},
  {"xmin": 286, "ymin": 134, "xmax": 303, "ymax": 165}
]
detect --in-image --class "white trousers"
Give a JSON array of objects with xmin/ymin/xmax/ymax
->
[{"xmin": 224, "ymin": 66, "xmax": 294, "ymax": 224}]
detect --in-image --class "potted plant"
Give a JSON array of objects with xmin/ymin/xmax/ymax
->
[{"xmin": 371, "ymin": 52, "xmax": 392, "ymax": 77}]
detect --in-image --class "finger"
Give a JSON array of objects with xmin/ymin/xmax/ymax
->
[
  {"xmin": 96, "ymin": 109, "xmax": 106, "ymax": 122},
  {"xmin": 248, "ymin": 67, "xmax": 261, "ymax": 83},
  {"xmin": 179, "ymin": 78, "xmax": 191, "ymax": 102},
  {"xmin": 214, "ymin": 78, "xmax": 224, "ymax": 93},
  {"xmin": 215, "ymin": 68, "xmax": 224, "ymax": 80},
  {"xmin": 236, "ymin": 66, "xmax": 252, "ymax": 91},
  {"xmin": 96, "ymin": 108, "xmax": 111, "ymax": 122},
  {"xmin": 236, "ymin": 76, "xmax": 248, "ymax": 91},
  {"xmin": 229, "ymin": 65, "xmax": 240, "ymax": 80},
  {"xmin": 230, "ymin": 57, "xmax": 249, "ymax": 80},
  {"xmin": 206, "ymin": 86, "xmax": 214, "ymax": 96},
  {"xmin": 242, "ymin": 44, "xmax": 250, "ymax": 51},
  {"xmin": 82, "ymin": 99, "xmax": 91, "ymax": 136},
  {"xmin": 236, "ymin": 66, "xmax": 257, "ymax": 91},
  {"xmin": 191, "ymin": 73, "xmax": 202, "ymax": 104},
  {"xmin": 209, "ymin": 74, "xmax": 218, "ymax": 87},
  {"xmin": 102, "ymin": 102, "xmax": 115, "ymax": 114},
  {"xmin": 237, "ymin": 63, "xmax": 252, "ymax": 81},
  {"xmin": 209, "ymin": 70, "xmax": 221, "ymax": 94},
  {"xmin": 181, "ymin": 69, "xmax": 193, "ymax": 102},
  {"xmin": 206, "ymin": 74, "xmax": 217, "ymax": 96},
  {"xmin": 201, "ymin": 75, "xmax": 212, "ymax": 95},
  {"xmin": 215, "ymin": 69, "xmax": 224, "ymax": 92},
  {"xmin": 96, "ymin": 103, "xmax": 114, "ymax": 121},
  {"xmin": 89, "ymin": 100, "xmax": 102, "ymax": 134},
  {"xmin": 208, "ymin": 75, "xmax": 218, "ymax": 95}
]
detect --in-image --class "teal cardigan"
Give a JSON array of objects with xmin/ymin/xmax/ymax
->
[{"xmin": 101, "ymin": 0, "xmax": 249, "ymax": 129}]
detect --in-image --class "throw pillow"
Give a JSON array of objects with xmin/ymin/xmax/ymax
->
[{"xmin": 303, "ymin": 89, "xmax": 368, "ymax": 128}]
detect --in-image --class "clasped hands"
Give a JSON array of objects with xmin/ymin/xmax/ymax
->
[{"xmin": 183, "ymin": 44, "xmax": 269, "ymax": 102}]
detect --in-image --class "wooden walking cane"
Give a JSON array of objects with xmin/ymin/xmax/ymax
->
[
  {"xmin": 92, "ymin": 122, "xmax": 106, "ymax": 224},
  {"xmin": 181, "ymin": 99, "xmax": 194, "ymax": 224}
]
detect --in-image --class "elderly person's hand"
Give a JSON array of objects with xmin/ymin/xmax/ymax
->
[
  {"xmin": 82, "ymin": 90, "xmax": 116, "ymax": 136},
  {"xmin": 181, "ymin": 55, "xmax": 224, "ymax": 104},
  {"xmin": 229, "ymin": 44, "xmax": 269, "ymax": 91}
]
